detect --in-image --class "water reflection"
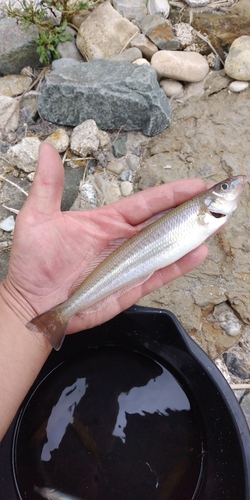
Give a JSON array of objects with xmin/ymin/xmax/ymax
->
[
  {"xmin": 113, "ymin": 367, "xmax": 190, "ymax": 443},
  {"xmin": 41, "ymin": 378, "xmax": 88, "ymax": 461}
]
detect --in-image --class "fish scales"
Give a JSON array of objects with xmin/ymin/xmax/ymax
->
[
  {"xmin": 26, "ymin": 176, "xmax": 247, "ymax": 350},
  {"xmin": 67, "ymin": 198, "xmax": 204, "ymax": 314}
]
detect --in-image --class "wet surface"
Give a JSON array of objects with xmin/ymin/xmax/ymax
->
[{"xmin": 14, "ymin": 347, "xmax": 203, "ymax": 500}]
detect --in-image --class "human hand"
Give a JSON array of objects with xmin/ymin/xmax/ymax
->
[{"xmin": 1, "ymin": 143, "xmax": 208, "ymax": 335}]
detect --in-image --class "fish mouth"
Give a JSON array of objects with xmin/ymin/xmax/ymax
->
[{"xmin": 209, "ymin": 211, "xmax": 227, "ymax": 219}]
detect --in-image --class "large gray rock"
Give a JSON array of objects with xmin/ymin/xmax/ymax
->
[
  {"xmin": 0, "ymin": 17, "xmax": 40, "ymax": 76},
  {"xmin": 38, "ymin": 60, "xmax": 171, "ymax": 136}
]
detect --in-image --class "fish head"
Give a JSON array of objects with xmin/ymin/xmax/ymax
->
[{"xmin": 203, "ymin": 175, "xmax": 247, "ymax": 218}]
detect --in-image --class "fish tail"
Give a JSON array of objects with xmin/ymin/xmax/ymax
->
[{"xmin": 26, "ymin": 307, "xmax": 69, "ymax": 351}]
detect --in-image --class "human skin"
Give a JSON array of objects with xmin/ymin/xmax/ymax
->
[{"xmin": 0, "ymin": 143, "xmax": 208, "ymax": 440}]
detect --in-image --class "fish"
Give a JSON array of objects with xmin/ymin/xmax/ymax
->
[
  {"xmin": 27, "ymin": 175, "xmax": 247, "ymax": 351},
  {"xmin": 34, "ymin": 486, "xmax": 82, "ymax": 500}
]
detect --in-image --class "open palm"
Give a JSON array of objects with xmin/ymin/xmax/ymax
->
[{"xmin": 3, "ymin": 143, "xmax": 208, "ymax": 335}]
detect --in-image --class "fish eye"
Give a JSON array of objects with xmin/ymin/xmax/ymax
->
[{"xmin": 220, "ymin": 182, "xmax": 229, "ymax": 191}]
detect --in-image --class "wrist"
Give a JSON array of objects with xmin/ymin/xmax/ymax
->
[
  {"xmin": 0, "ymin": 278, "xmax": 37, "ymax": 325},
  {"xmin": 0, "ymin": 283, "xmax": 52, "ymax": 439},
  {"xmin": 0, "ymin": 280, "xmax": 52, "ymax": 358}
]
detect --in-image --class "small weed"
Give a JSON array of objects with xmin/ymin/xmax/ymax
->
[{"xmin": 3, "ymin": 0, "xmax": 93, "ymax": 65}]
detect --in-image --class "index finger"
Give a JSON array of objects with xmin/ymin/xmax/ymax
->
[{"xmin": 104, "ymin": 178, "xmax": 207, "ymax": 226}]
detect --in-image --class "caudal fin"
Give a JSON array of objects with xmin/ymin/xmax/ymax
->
[{"xmin": 26, "ymin": 308, "xmax": 68, "ymax": 351}]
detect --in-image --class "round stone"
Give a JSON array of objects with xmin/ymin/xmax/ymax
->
[
  {"xmin": 160, "ymin": 79, "xmax": 183, "ymax": 98},
  {"xmin": 151, "ymin": 50, "xmax": 209, "ymax": 83},
  {"xmin": 120, "ymin": 181, "xmax": 133, "ymax": 196},
  {"xmin": 225, "ymin": 36, "xmax": 250, "ymax": 81},
  {"xmin": 133, "ymin": 58, "xmax": 151, "ymax": 66},
  {"xmin": 45, "ymin": 128, "xmax": 70, "ymax": 153},
  {"xmin": 229, "ymin": 80, "xmax": 249, "ymax": 93}
]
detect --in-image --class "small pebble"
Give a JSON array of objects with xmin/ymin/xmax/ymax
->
[
  {"xmin": 229, "ymin": 81, "xmax": 249, "ymax": 93},
  {"xmin": 107, "ymin": 161, "xmax": 125, "ymax": 175},
  {"xmin": 184, "ymin": 0, "xmax": 209, "ymax": 5},
  {"xmin": 98, "ymin": 130, "xmax": 110, "ymax": 148},
  {"xmin": 133, "ymin": 58, "xmax": 151, "ymax": 66},
  {"xmin": 110, "ymin": 47, "xmax": 142, "ymax": 63},
  {"xmin": 45, "ymin": 128, "xmax": 70, "ymax": 153},
  {"xmin": 160, "ymin": 79, "xmax": 183, "ymax": 98},
  {"xmin": 121, "ymin": 181, "xmax": 133, "ymax": 196},
  {"xmin": 27, "ymin": 172, "xmax": 35, "ymax": 182},
  {"xmin": 120, "ymin": 170, "xmax": 132, "ymax": 182},
  {"xmin": 126, "ymin": 154, "xmax": 140, "ymax": 171},
  {"xmin": 113, "ymin": 135, "xmax": 127, "ymax": 158},
  {"xmin": 0, "ymin": 215, "xmax": 15, "ymax": 232},
  {"xmin": 147, "ymin": 0, "xmax": 170, "ymax": 17}
]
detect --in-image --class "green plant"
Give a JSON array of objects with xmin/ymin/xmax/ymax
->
[
  {"xmin": 3, "ymin": 0, "xmax": 91, "ymax": 65},
  {"xmin": 34, "ymin": 19, "xmax": 73, "ymax": 65}
]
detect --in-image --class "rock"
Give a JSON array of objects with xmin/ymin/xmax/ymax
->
[
  {"xmin": 126, "ymin": 154, "xmax": 140, "ymax": 171},
  {"xmin": 76, "ymin": 2, "xmax": 139, "ymax": 60},
  {"xmin": 61, "ymin": 166, "xmax": 84, "ymax": 212},
  {"xmin": 20, "ymin": 92, "xmax": 39, "ymax": 123},
  {"xmin": 0, "ymin": 215, "xmax": 15, "ymax": 232},
  {"xmin": 173, "ymin": 23, "xmax": 195, "ymax": 50},
  {"xmin": 45, "ymin": 128, "xmax": 70, "ymax": 153},
  {"xmin": 147, "ymin": 0, "xmax": 170, "ymax": 17},
  {"xmin": 0, "ymin": 96, "xmax": 20, "ymax": 133},
  {"xmin": 120, "ymin": 170, "xmax": 132, "ymax": 181},
  {"xmin": 120, "ymin": 180, "xmax": 133, "ymax": 196},
  {"xmin": 208, "ymin": 302, "xmax": 242, "ymax": 337},
  {"xmin": 70, "ymin": 119, "xmax": 100, "ymax": 157},
  {"xmin": 140, "ymin": 15, "xmax": 179, "ymax": 51},
  {"xmin": 0, "ymin": 75, "xmax": 32, "ymax": 97},
  {"xmin": 113, "ymin": 135, "xmax": 128, "ymax": 158},
  {"xmin": 107, "ymin": 161, "xmax": 125, "ymax": 175},
  {"xmin": 52, "ymin": 58, "xmax": 79, "ymax": 71},
  {"xmin": 225, "ymin": 36, "xmax": 250, "ymax": 81},
  {"xmin": 6, "ymin": 137, "xmax": 41, "ymax": 172},
  {"xmin": 184, "ymin": 0, "xmax": 209, "ymax": 5},
  {"xmin": 38, "ymin": 59, "xmax": 171, "ymax": 137},
  {"xmin": 133, "ymin": 58, "xmax": 151, "ymax": 66},
  {"xmin": 110, "ymin": 47, "xmax": 142, "ymax": 63},
  {"xmin": 57, "ymin": 38, "xmax": 84, "ymax": 62},
  {"xmin": 130, "ymin": 33, "xmax": 158, "ymax": 60},
  {"xmin": 183, "ymin": 9, "xmax": 250, "ymax": 60},
  {"xmin": 223, "ymin": 350, "xmax": 250, "ymax": 380},
  {"xmin": 112, "ymin": 0, "xmax": 147, "ymax": 21},
  {"xmin": 104, "ymin": 180, "xmax": 121, "ymax": 204},
  {"xmin": 204, "ymin": 71, "xmax": 231, "ymax": 96},
  {"xmin": 160, "ymin": 79, "xmax": 183, "ymax": 98},
  {"xmin": 0, "ymin": 17, "xmax": 40, "ymax": 76},
  {"xmin": 98, "ymin": 130, "xmax": 110, "ymax": 148},
  {"xmin": 151, "ymin": 50, "xmax": 209, "ymax": 82},
  {"xmin": 229, "ymin": 81, "xmax": 249, "ymax": 93},
  {"xmin": 231, "ymin": 0, "xmax": 250, "ymax": 17},
  {"xmin": 70, "ymin": 13, "xmax": 90, "ymax": 30}
]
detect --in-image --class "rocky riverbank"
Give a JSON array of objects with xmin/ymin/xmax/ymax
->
[{"xmin": 0, "ymin": 0, "xmax": 250, "ymax": 424}]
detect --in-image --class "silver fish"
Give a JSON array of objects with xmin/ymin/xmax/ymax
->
[
  {"xmin": 27, "ymin": 176, "xmax": 247, "ymax": 350},
  {"xmin": 34, "ymin": 486, "xmax": 82, "ymax": 500}
]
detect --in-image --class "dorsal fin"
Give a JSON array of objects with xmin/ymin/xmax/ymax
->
[{"xmin": 68, "ymin": 238, "xmax": 128, "ymax": 298}]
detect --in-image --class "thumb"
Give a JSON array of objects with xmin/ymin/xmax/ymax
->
[{"xmin": 23, "ymin": 143, "xmax": 64, "ymax": 217}]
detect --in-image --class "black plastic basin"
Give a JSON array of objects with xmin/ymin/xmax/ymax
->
[{"xmin": 0, "ymin": 306, "xmax": 250, "ymax": 500}]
